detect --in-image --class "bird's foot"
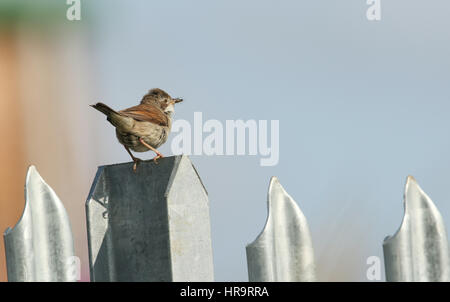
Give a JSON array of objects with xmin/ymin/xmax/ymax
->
[
  {"xmin": 138, "ymin": 138, "xmax": 164, "ymax": 164},
  {"xmin": 152, "ymin": 153, "xmax": 164, "ymax": 164},
  {"xmin": 132, "ymin": 157, "xmax": 142, "ymax": 172}
]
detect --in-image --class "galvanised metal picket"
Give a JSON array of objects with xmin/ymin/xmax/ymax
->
[{"xmin": 2, "ymin": 157, "xmax": 449, "ymax": 281}]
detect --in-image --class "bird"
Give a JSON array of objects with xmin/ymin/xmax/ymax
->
[{"xmin": 91, "ymin": 88, "xmax": 183, "ymax": 171}]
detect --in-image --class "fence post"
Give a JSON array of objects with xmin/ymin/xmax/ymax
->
[
  {"xmin": 246, "ymin": 177, "xmax": 316, "ymax": 281},
  {"xmin": 3, "ymin": 166, "xmax": 76, "ymax": 282},
  {"xmin": 383, "ymin": 176, "xmax": 450, "ymax": 281},
  {"xmin": 86, "ymin": 155, "xmax": 214, "ymax": 281}
]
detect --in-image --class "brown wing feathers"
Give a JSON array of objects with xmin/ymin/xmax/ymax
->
[{"xmin": 119, "ymin": 104, "xmax": 168, "ymax": 126}]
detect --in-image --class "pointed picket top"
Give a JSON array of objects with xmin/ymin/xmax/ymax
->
[
  {"xmin": 3, "ymin": 165, "xmax": 76, "ymax": 282},
  {"xmin": 246, "ymin": 177, "xmax": 316, "ymax": 281},
  {"xmin": 383, "ymin": 176, "xmax": 450, "ymax": 281},
  {"xmin": 86, "ymin": 155, "xmax": 214, "ymax": 282}
]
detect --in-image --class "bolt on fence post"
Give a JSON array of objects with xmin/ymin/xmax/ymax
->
[
  {"xmin": 3, "ymin": 166, "xmax": 76, "ymax": 282},
  {"xmin": 246, "ymin": 177, "xmax": 316, "ymax": 281},
  {"xmin": 86, "ymin": 155, "xmax": 214, "ymax": 281},
  {"xmin": 383, "ymin": 176, "xmax": 450, "ymax": 281}
]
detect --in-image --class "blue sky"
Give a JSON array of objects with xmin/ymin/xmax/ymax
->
[{"xmin": 84, "ymin": 0, "xmax": 450, "ymax": 281}]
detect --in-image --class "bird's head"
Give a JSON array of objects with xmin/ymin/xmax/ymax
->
[{"xmin": 141, "ymin": 88, "xmax": 183, "ymax": 115}]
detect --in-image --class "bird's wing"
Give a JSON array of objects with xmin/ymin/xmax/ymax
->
[{"xmin": 119, "ymin": 104, "xmax": 169, "ymax": 126}]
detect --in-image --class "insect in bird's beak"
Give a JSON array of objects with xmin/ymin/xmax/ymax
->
[{"xmin": 173, "ymin": 98, "xmax": 183, "ymax": 104}]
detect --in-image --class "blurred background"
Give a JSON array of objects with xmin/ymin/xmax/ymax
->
[{"xmin": 0, "ymin": 0, "xmax": 449, "ymax": 282}]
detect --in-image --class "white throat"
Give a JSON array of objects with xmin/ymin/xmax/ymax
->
[{"xmin": 164, "ymin": 103, "xmax": 175, "ymax": 114}]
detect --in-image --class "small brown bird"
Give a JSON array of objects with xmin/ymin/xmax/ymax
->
[{"xmin": 91, "ymin": 88, "xmax": 183, "ymax": 171}]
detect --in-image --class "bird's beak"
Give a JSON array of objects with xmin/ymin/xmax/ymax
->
[{"xmin": 173, "ymin": 98, "xmax": 183, "ymax": 104}]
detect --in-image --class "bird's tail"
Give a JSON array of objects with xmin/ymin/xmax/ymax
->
[
  {"xmin": 90, "ymin": 102, "xmax": 133, "ymax": 130},
  {"xmin": 91, "ymin": 102, "xmax": 117, "ymax": 116}
]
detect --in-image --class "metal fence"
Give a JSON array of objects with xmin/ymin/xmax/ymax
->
[{"xmin": 2, "ymin": 155, "xmax": 449, "ymax": 281}]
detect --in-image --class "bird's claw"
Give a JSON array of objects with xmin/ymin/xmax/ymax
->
[
  {"xmin": 152, "ymin": 154, "xmax": 164, "ymax": 164},
  {"xmin": 132, "ymin": 158, "xmax": 142, "ymax": 172},
  {"xmin": 131, "ymin": 154, "xmax": 162, "ymax": 170}
]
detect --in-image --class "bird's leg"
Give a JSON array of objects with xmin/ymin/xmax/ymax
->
[
  {"xmin": 124, "ymin": 146, "xmax": 142, "ymax": 172},
  {"xmin": 138, "ymin": 137, "xmax": 164, "ymax": 164}
]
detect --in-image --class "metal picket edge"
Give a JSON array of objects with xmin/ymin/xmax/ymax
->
[
  {"xmin": 246, "ymin": 176, "xmax": 316, "ymax": 282},
  {"xmin": 383, "ymin": 176, "xmax": 450, "ymax": 281},
  {"xmin": 3, "ymin": 165, "xmax": 76, "ymax": 282}
]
